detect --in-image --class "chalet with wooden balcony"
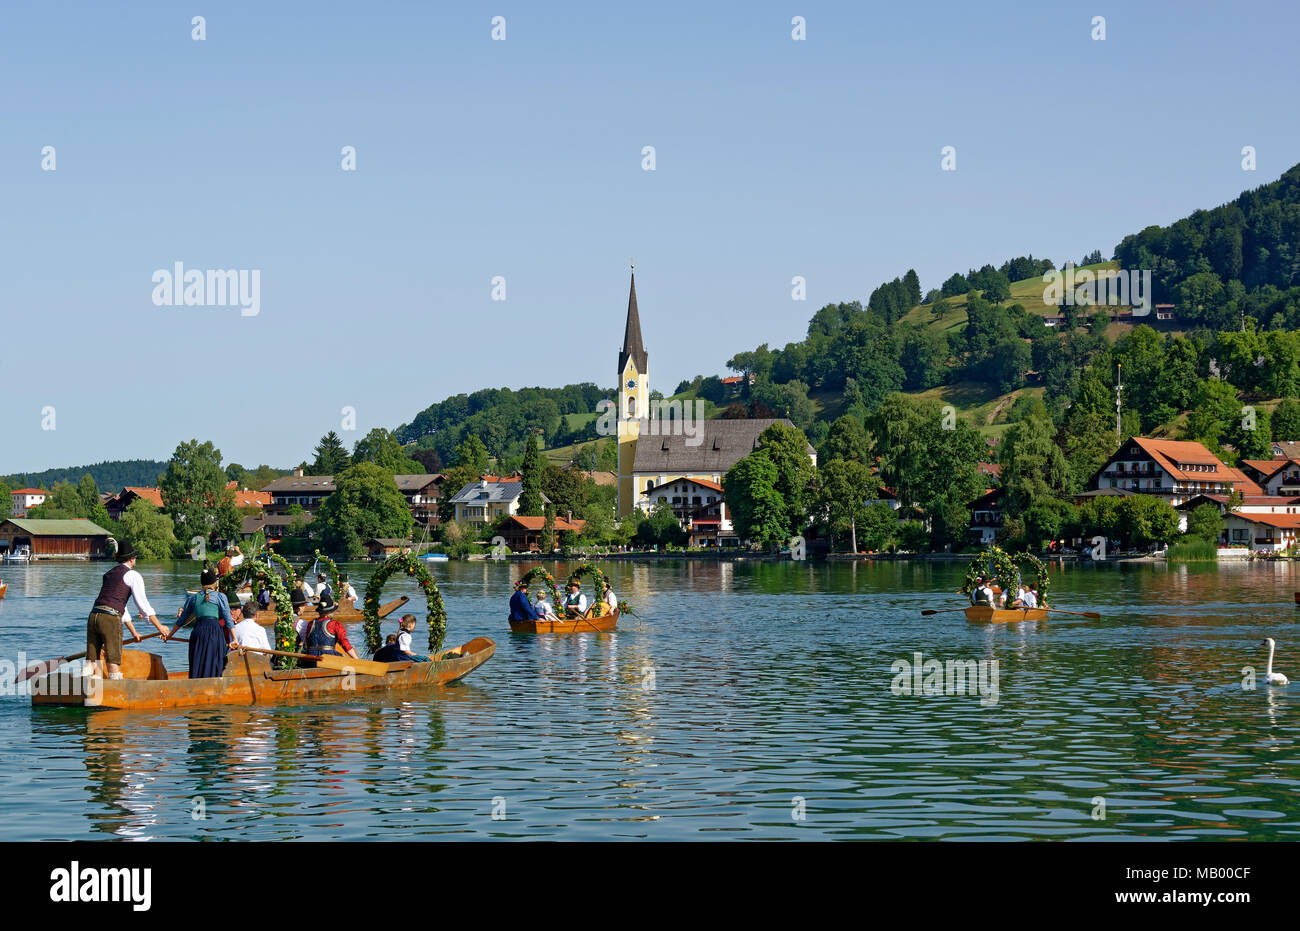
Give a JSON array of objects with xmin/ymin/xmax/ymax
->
[{"xmin": 1090, "ymin": 437, "xmax": 1259, "ymax": 507}]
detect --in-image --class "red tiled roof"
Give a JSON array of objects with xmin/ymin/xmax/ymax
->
[
  {"xmin": 11, "ymin": 488, "xmax": 49, "ymax": 496},
  {"xmin": 1130, "ymin": 438, "xmax": 1237, "ymax": 483},
  {"xmin": 502, "ymin": 515, "xmax": 586, "ymax": 532},
  {"xmin": 1241, "ymin": 459, "xmax": 1289, "ymax": 479},
  {"xmin": 117, "ymin": 486, "xmax": 165, "ymax": 509},
  {"xmin": 233, "ymin": 490, "xmax": 272, "ymax": 508},
  {"xmin": 1223, "ymin": 467, "xmax": 1263, "ymax": 496},
  {"xmin": 1232, "ymin": 512, "xmax": 1300, "ymax": 529}
]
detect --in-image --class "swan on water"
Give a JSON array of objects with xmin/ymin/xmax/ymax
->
[{"xmin": 1262, "ymin": 638, "xmax": 1289, "ymax": 686}]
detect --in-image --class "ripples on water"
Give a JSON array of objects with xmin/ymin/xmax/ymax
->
[{"xmin": 0, "ymin": 559, "xmax": 1298, "ymax": 840}]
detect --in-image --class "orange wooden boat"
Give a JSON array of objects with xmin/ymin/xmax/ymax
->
[
  {"xmin": 29, "ymin": 636, "xmax": 495, "ymax": 711},
  {"xmin": 509, "ymin": 608, "xmax": 619, "ymax": 634},
  {"xmin": 0, "ymin": 581, "xmax": 6, "ymax": 599},
  {"xmin": 965, "ymin": 605, "xmax": 1048, "ymax": 623}
]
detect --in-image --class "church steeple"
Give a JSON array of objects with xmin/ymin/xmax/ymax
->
[{"xmin": 618, "ymin": 268, "xmax": 648, "ymax": 376}]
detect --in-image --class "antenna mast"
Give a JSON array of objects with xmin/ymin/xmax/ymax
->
[{"xmin": 1115, "ymin": 362, "xmax": 1123, "ymax": 439}]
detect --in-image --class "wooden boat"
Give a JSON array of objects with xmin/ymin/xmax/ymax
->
[
  {"xmin": 29, "ymin": 636, "xmax": 496, "ymax": 711},
  {"xmin": 965, "ymin": 604, "xmax": 1048, "ymax": 623},
  {"xmin": 509, "ymin": 608, "xmax": 618, "ymax": 634},
  {"xmin": 0, "ymin": 581, "xmax": 6, "ymax": 599}
]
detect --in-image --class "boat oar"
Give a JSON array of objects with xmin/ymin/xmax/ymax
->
[
  {"xmin": 16, "ymin": 632, "xmax": 165, "ymax": 683},
  {"xmin": 230, "ymin": 645, "xmax": 392, "ymax": 677},
  {"xmin": 921, "ymin": 608, "xmax": 973, "ymax": 616},
  {"xmin": 1039, "ymin": 607, "xmax": 1101, "ymax": 619}
]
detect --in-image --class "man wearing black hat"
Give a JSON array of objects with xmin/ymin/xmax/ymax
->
[
  {"xmin": 85, "ymin": 541, "xmax": 168, "ymax": 679},
  {"xmin": 296, "ymin": 593, "xmax": 359, "ymax": 668}
]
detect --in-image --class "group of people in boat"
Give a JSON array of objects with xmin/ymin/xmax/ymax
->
[
  {"xmin": 82, "ymin": 543, "xmax": 411, "ymax": 681},
  {"xmin": 509, "ymin": 576, "xmax": 617, "ymax": 621},
  {"xmin": 969, "ymin": 576, "xmax": 1045, "ymax": 609}
]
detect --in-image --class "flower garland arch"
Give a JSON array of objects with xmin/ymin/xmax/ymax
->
[{"xmin": 363, "ymin": 553, "xmax": 447, "ymax": 655}]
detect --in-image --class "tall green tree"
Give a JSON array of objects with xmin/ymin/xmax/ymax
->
[
  {"xmin": 159, "ymin": 439, "xmax": 240, "ymax": 544},
  {"xmin": 119, "ymin": 498, "xmax": 177, "ymax": 561},
  {"xmin": 316, "ymin": 462, "xmax": 414, "ymax": 557},
  {"xmin": 352, "ymin": 428, "xmax": 423, "ymax": 474},
  {"xmin": 1000, "ymin": 415, "xmax": 1069, "ymax": 516},
  {"xmin": 756, "ymin": 422, "xmax": 817, "ymax": 534},
  {"xmin": 817, "ymin": 458, "xmax": 872, "ymax": 552},
  {"xmin": 519, "ymin": 432, "xmax": 544, "ymax": 516},
  {"xmin": 723, "ymin": 455, "xmax": 788, "ymax": 547},
  {"xmin": 820, "ymin": 415, "xmax": 871, "ymax": 464},
  {"xmin": 312, "ymin": 431, "xmax": 352, "ymax": 474},
  {"xmin": 1273, "ymin": 398, "xmax": 1300, "ymax": 440}
]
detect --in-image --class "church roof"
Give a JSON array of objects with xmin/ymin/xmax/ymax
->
[
  {"xmin": 631, "ymin": 418, "xmax": 803, "ymax": 475},
  {"xmin": 618, "ymin": 270, "xmax": 648, "ymax": 376}
]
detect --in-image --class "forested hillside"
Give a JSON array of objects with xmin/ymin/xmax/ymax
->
[{"xmin": 2, "ymin": 460, "xmax": 169, "ymax": 492}]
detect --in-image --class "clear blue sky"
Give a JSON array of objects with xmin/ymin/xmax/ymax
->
[{"xmin": 3, "ymin": 0, "xmax": 1298, "ymax": 474}]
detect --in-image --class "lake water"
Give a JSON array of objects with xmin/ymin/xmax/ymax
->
[{"xmin": 1, "ymin": 557, "xmax": 1298, "ymax": 841}]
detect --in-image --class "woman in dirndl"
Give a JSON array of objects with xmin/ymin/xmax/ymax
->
[{"xmin": 168, "ymin": 567, "xmax": 234, "ymax": 678}]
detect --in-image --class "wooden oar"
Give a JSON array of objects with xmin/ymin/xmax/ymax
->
[
  {"xmin": 921, "ymin": 607, "xmax": 974, "ymax": 616},
  {"xmin": 1039, "ymin": 607, "xmax": 1101, "ymax": 618},
  {"xmin": 230, "ymin": 644, "xmax": 391, "ymax": 677},
  {"xmin": 16, "ymin": 632, "xmax": 164, "ymax": 683}
]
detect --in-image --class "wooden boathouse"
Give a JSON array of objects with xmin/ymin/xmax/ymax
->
[{"xmin": 0, "ymin": 519, "xmax": 115, "ymax": 560}]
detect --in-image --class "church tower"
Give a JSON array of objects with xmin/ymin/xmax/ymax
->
[{"xmin": 617, "ymin": 267, "xmax": 649, "ymax": 517}]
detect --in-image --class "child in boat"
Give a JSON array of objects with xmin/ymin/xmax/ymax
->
[
  {"xmin": 534, "ymin": 594, "xmax": 557, "ymax": 619},
  {"xmin": 396, "ymin": 614, "xmax": 430, "ymax": 662}
]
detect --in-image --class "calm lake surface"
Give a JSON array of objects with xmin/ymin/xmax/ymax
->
[{"xmin": 1, "ymin": 558, "xmax": 1298, "ymax": 841}]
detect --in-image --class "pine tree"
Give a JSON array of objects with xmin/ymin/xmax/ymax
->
[
  {"xmin": 312, "ymin": 432, "xmax": 351, "ymax": 474},
  {"xmin": 519, "ymin": 432, "xmax": 544, "ymax": 516},
  {"xmin": 903, "ymin": 269, "xmax": 922, "ymax": 307}
]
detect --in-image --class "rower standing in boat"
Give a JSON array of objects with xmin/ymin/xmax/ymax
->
[
  {"xmin": 217, "ymin": 545, "xmax": 243, "ymax": 577},
  {"xmin": 296, "ymin": 594, "xmax": 359, "ymax": 668},
  {"xmin": 84, "ymin": 542, "xmax": 169, "ymax": 679},
  {"xmin": 168, "ymin": 568, "xmax": 235, "ymax": 679},
  {"xmin": 563, "ymin": 579, "xmax": 587, "ymax": 618}
]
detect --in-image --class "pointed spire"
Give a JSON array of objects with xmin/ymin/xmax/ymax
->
[{"xmin": 618, "ymin": 267, "xmax": 648, "ymax": 376}]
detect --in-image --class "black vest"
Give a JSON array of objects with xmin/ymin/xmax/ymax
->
[{"xmin": 94, "ymin": 564, "xmax": 132, "ymax": 613}]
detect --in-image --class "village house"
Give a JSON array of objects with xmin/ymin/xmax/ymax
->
[
  {"xmin": 10, "ymin": 489, "xmax": 50, "ymax": 518},
  {"xmin": 1090, "ymin": 437, "xmax": 1259, "ymax": 507},
  {"xmin": 105, "ymin": 486, "xmax": 165, "ymax": 521},
  {"xmin": 260, "ymin": 469, "xmax": 439, "ymax": 525},
  {"xmin": 497, "ymin": 515, "xmax": 586, "ymax": 552},
  {"xmin": 366, "ymin": 538, "xmax": 413, "ymax": 559},
  {"xmin": 641, "ymin": 477, "xmax": 735, "ymax": 546},
  {"xmin": 968, "ymin": 488, "xmax": 1003, "ymax": 545},
  {"xmin": 395, "ymin": 473, "xmax": 443, "ymax": 527},
  {"xmin": 447, "ymin": 477, "xmax": 547, "ymax": 525},
  {"xmin": 0, "ymin": 518, "xmax": 114, "ymax": 560}
]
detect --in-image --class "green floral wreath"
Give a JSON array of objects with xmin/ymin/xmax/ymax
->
[
  {"xmin": 961, "ymin": 546, "xmax": 1049, "ymax": 603},
  {"xmin": 517, "ymin": 566, "xmax": 563, "ymax": 614},
  {"xmin": 262, "ymin": 548, "xmax": 298, "ymax": 588},
  {"xmin": 220, "ymin": 559, "xmax": 296, "ymax": 668},
  {"xmin": 363, "ymin": 553, "xmax": 447, "ymax": 655},
  {"xmin": 1014, "ymin": 551, "xmax": 1050, "ymax": 603},
  {"xmin": 312, "ymin": 549, "xmax": 345, "ymax": 602},
  {"xmin": 569, "ymin": 562, "xmax": 613, "ymax": 616}
]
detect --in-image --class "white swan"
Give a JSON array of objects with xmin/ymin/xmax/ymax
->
[{"xmin": 1262, "ymin": 638, "xmax": 1289, "ymax": 686}]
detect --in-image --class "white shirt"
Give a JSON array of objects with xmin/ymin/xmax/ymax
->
[
  {"xmin": 118, "ymin": 568, "xmax": 156, "ymax": 618},
  {"xmin": 397, "ymin": 630, "xmax": 413, "ymax": 653},
  {"xmin": 536, "ymin": 599, "xmax": 556, "ymax": 618},
  {"xmin": 343, "ymin": 584, "xmax": 358, "ymax": 602},
  {"xmin": 1022, "ymin": 590, "xmax": 1039, "ymax": 608},
  {"xmin": 230, "ymin": 618, "xmax": 270, "ymax": 650},
  {"xmin": 299, "ymin": 580, "xmax": 315, "ymax": 598},
  {"xmin": 229, "ymin": 553, "xmax": 245, "ymax": 569},
  {"xmin": 604, "ymin": 589, "xmax": 617, "ymax": 610}
]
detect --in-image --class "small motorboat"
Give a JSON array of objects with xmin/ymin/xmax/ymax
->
[{"xmin": 3, "ymin": 545, "xmax": 31, "ymax": 563}]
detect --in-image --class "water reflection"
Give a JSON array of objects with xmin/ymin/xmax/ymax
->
[{"xmin": 7, "ymin": 559, "xmax": 1300, "ymax": 839}]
